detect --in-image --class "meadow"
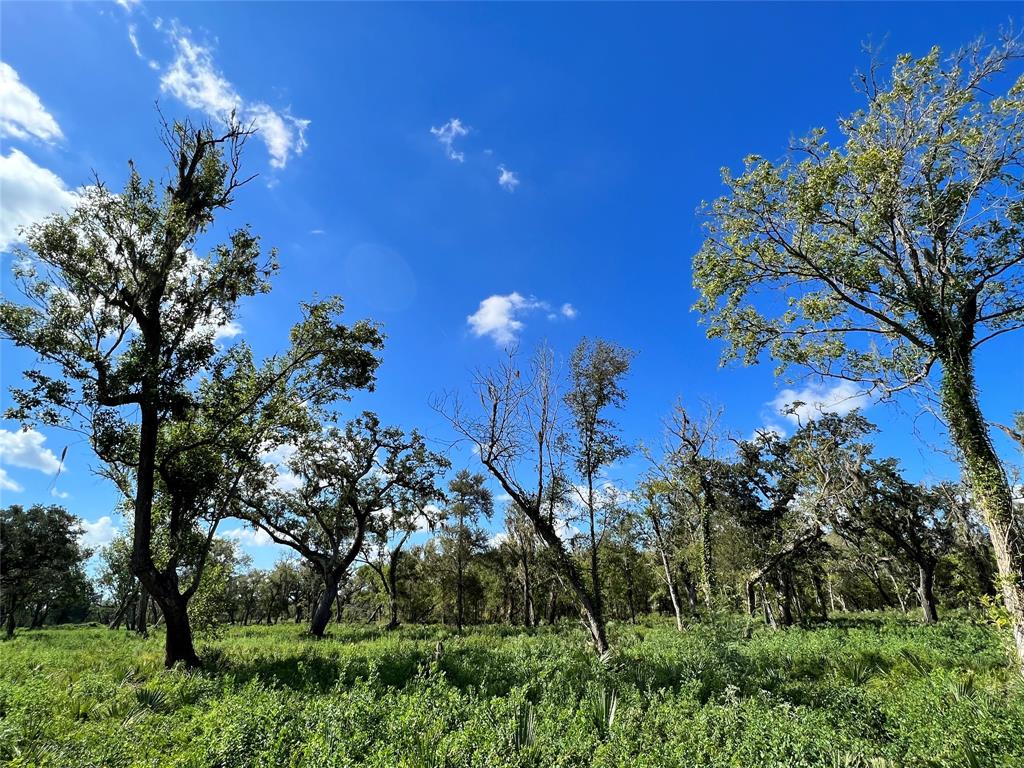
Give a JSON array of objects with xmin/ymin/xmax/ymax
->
[{"xmin": 1, "ymin": 614, "xmax": 1021, "ymax": 768}]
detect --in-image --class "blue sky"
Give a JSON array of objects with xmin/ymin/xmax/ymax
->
[{"xmin": 1, "ymin": 1, "xmax": 1021, "ymax": 570}]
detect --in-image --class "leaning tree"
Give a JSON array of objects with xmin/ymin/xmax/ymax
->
[
  {"xmin": 0, "ymin": 118, "xmax": 382, "ymax": 666},
  {"xmin": 693, "ymin": 37, "xmax": 1024, "ymax": 666}
]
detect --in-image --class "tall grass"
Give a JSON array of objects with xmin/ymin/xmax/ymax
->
[{"xmin": 0, "ymin": 613, "xmax": 1021, "ymax": 767}]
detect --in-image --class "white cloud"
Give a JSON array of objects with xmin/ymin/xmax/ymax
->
[
  {"xmin": 0, "ymin": 468, "xmax": 23, "ymax": 493},
  {"xmin": 0, "ymin": 427, "xmax": 64, "ymax": 475},
  {"xmin": 0, "ymin": 149, "xmax": 79, "ymax": 251},
  {"xmin": 128, "ymin": 24, "xmax": 143, "ymax": 58},
  {"xmin": 80, "ymin": 516, "xmax": 118, "ymax": 549},
  {"xmin": 51, "ymin": 487, "xmax": 70, "ymax": 500},
  {"xmin": 0, "ymin": 62, "xmax": 63, "ymax": 144},
  {"xmin": 221, "ymin": 526, "xmax": 274, "ymax": 547},
  {"xmin": 560, "ymin": 303, "xmax": 577, "ymax": 319},
  {"xmin": 212, "ymin": 319, "xmax": 243, "ymax": 341},
  {"xmin": 467, "ymin": 292, "xmax": 547, "ymax": 346},
  {"xmin": 115, "ymin": 0, "xmax": 142, "ymax": 11},
  {"xmin": 768, "ymin": 380, "xmax": 871, "ymax": 426},
  {"xmin": 160, "ymin": 24, "xmax": 309, "ymax": 169},
  {"xmin": 261, "ymin": 443, "xmax": 301, "ymax": 491},
  {"xmin": 430, "ymin": 118, "xmax": 468, "ymax": 162},
  {"xmin": 310, "ymin": 228, "xmax": 325, "ymax": 235},
  {"xmin": 488, "ymin": 531, "xmax": 509, "ymax": 548},
  {"xmin": 497, "ymin": 164, "xmax": 519, "ymax": 192}
]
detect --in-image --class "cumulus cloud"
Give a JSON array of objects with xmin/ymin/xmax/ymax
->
[
  {"xmin": 0, "ymin": 62, "xmax": 63, "ymax": 144},
  {"xmin": 430, "ymin": 118, "xmax": 468, "ymax": 162},
  {"xmin": 0, "ymin": 427, "xmax": 64, "ymax": 475},
  {"xmin": 0, "ymin": 149, "xmax": 79, "ymax": 251},
  {"xmin": 221, "ymin": 526, "xmax": 275, "ymax": 547},
  {"xmin": 466, "ymin": 292, "xmax": 546, "ymax": 346},
  {"xmin": 80, "ymin": 516, "xmax": 118, "ymax": 549},
  {"xmin": 467, "ymin": 292, "xmax": 578, "ymax": 346},
  {"xmin": 497, "ymin": 164, "xmax": 519, "ymax": 191},
  {"xmin": 767, "ymin": 380, "xmax": 871, "ymax": 426},
  {"xmin": 160, "ymin": 24, "xmax": 309, "ymax": 169}
]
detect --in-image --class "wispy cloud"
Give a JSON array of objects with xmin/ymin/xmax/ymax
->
[
  {"xmin": 497, "ymin": 164, "xmax": 519, "ymax": 191},
  {"xmin": 0, "ymin": 468, "xmax": 22, "ymax": 493},
  {"xmin": 0, "ymin": 63, "xmax": 63, "ymax": 144},
  {"xmin": 560, "ymin": 303, "xmax": 577, "ymax": 319},
  {"xmin": 160, "ymin": 23, "xmax": 309, "ymax": 170},
  {"xmin": 430, "ymin": 118, "xmax": 468, "ymax": 162}
]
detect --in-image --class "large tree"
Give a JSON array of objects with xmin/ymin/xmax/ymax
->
[
  {"xmin": 693, "ymin": 38, "xmax": 1024, "ymax": 665},
  {"xmin": 0, "ymin": 119, "xmax": 382, "ymax": 666}
]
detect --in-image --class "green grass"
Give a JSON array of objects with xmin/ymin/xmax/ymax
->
[{"xmin": 1, "ymin": 614, "xmax": 1021, "ymax": 767}]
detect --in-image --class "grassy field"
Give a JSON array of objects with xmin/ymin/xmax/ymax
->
[{"xmin": 0, "ymin": 614, "xmax": 1022, "ymax": 767}]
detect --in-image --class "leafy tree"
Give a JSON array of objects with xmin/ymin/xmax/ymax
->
[
  {"xmin": 245, "ymin": 412, "xmax": 447, "ymax": 637},
  {"xmin": 443, "ymin": 469, "xmax": 493, "ymax": 630},
  {"xmin": 563, "ymin": 338, "xmax": 634, "ymax": 646},
  {"xmin": 0, "ymin": 504, "xmax": 90, "ymax": 638},
  {"xmin": 0, "ymin": 119, "xmax": 382, "ymax": 666},
  {"xmin": 693, "ymin": 38, "xmax": 1024, "ymax": 665},
  {"xmin": 362, "ymin": 477, "xmax": 449, "ymax": 630}
]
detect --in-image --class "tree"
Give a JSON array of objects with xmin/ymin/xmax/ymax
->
[
  {"xmin": 693, "ymin": 38, "xmax": 1024, "ymax": 665},
  {"xmin": 647, "ymin": 403, "xmax": 725, "ymax": 611},
  {"xmin": 362, "ymin": 477, "xmax": 449, "ymax": 630},
  {"xmin": 440, "ymin": 344, "xmax": 618, "ymax": 653},
  {"xmin": 0, "ymin": 119, "xmax": 382, "ymax": 666},
  {"xmin": 0, "ymin": 504, "xmax": 90, "ymax": 638},
  {"xmin": 563, "ymin": 338, "xmax": 634, "ymax": 643},
  {"xmin": 246, "ymin": 412, "xmax": 447, "ymax": 637},
  {"xmin": 443, "ymin": 469, "xmax": 493, "ymax": 630},
  {"xmin": 793, "ymin": 412, "xmax": 957, "ymax": 623}
]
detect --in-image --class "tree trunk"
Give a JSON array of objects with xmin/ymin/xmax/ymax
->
[
  {"xmin": 386, "ymin": 553, "xmax": 400, "ymax": 630},
  {"xmin": 4, "ymin": 596, "xmax": 17, "ymax": 639},
  {"xmin": 745, "ymin": 580, "xmax": 756, "ymax": 617},
  {"xmin": 778, "ymin": 572, "xmax": 795, "ymax": 627},
  {"xmin": 917, "ymin": 561, "xmax": 939, "ymax": 624},
  {"xmin": 136, "ymin": 589, "xmax": 149, "ymax": 637},
  {"xmin": 456, "ymin": 513, "xmax": 465, "ymax": 632},
  {"xmin": 586, "ymin": 478, "xmax": 606, "ymax": 645},
  {"xmin": 699, "ymin": 498, "xmax": 716, "ymax": 609},
  {"xmin": 661, "ymin": 550, "xmax": 684, "ymax": 631},
  {"xmin": 309, "ymin": 574, "xmax": 340, "ymax": 637},
  {"xmin": 940, "ymin": 354, "xmax": 1024, "ymax": 669},
  {"xmin": 160, "ymin": 595, "xmax": 200, "ymax": 668},
  {"xmin": 522, "ymin": 552, "xmax": 534, "ymax": 626},
  {"xmin": 108, "ymin": 593, "xmax": 132, "ymax": 630},
  {"xmin": 811, "ymin": 570, "xmax": 828, "ymax": 621}
]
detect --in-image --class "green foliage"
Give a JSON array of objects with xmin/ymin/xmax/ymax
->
[{"xmin": 0, "ymin": 615, "xmax": 1021, "ymax": 767}]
